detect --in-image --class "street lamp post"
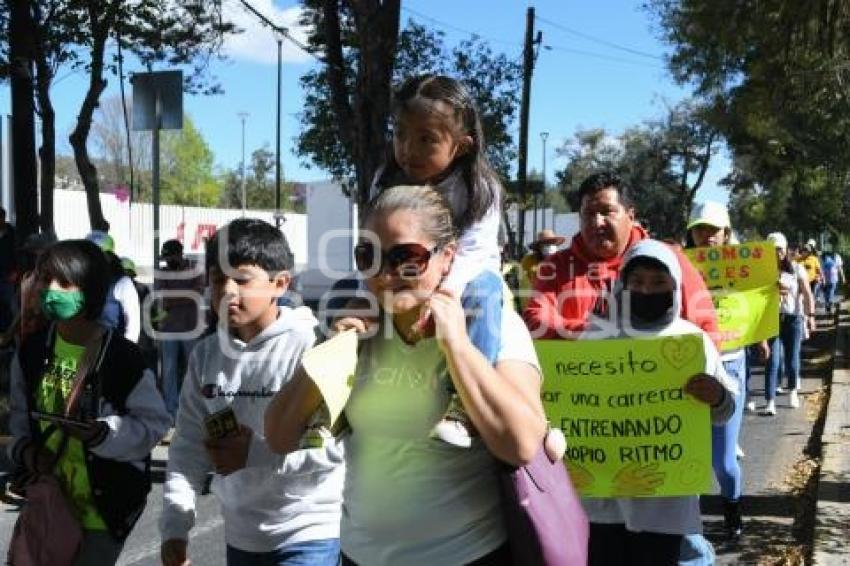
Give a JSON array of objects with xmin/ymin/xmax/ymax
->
[
  {"xmin": 275, "ymin": 36, "xmax": 282, "ymax": 229},
  {"xmin": 541, "ymin": 131, "xmax": 549, "ymax": 230},
  {"xmin": 238, "ymin": 112, "xmax": 249, "ymax": 215}
]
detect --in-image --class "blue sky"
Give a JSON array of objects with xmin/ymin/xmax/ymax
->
[{"xmin": 2, "ymin": 0, "xmax": 730, "ymax": 204}]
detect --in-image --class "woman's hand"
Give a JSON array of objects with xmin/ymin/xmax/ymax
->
[
  {"xmin": 427, "ymin": 289, "xmax": 469, "ymax": 350},
  {"xmin": 684, "ymin": 373, "xmax": 724, "ymax": 406},
  {"xmin": 806, "ymin": 315, "xmax": 817, "ymax": 333}
]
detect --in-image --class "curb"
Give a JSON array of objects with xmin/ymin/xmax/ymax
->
[{"xmin": 813, "ymin": 301, "xmax": 850, "ymax": 565}]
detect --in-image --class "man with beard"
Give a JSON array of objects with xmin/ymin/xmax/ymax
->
[{"xmin": 523, "ymin": 171, "xmax": 719, "ymax": 341}]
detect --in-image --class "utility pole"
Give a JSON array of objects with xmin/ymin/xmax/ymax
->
[
  {"xmin": 517, "ymin": 7, "xmax": 541, "ymax": 252},
  {"xmin": 238, "ymin": 112, "xmax": 249, "ymax": 215},
  {"xmin": 9, "ymin": 0, "xmax": 38, "ymax": 238},
  {"xmin": 275, "ymin": 36, "xmax": 283, "ymax": 228},
  {"xmin": 541, "ymin": 131, "xmax": 549, "ymax": 230}
]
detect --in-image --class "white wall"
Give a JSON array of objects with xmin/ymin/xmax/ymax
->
[
  {"xmin": 507, "ymin": 207, "xmax": 580, "ymax": 251},
  {"xmin": 52, "ymin": 189, "xmax": 307, "ymax": 276},
  {"xmin": 297, "ymin": 181, "xmax": 357, "ymax": 301}
]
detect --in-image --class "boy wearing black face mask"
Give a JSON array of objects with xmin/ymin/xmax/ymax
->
[{"xmin": 581, "ymin": 239, "xmax": 739, "ymax": 566}]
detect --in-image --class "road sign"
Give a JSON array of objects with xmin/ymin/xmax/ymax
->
[{"xmin": 131, "ymin": 71, "xmax": 184, "ymax": 131}]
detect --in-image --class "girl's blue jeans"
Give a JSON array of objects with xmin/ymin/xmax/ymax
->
[
  {"xmin": 764, "ymin": 314, "xmax": 803, "ymax": 400},
  {"xmin": 712, "ymin": 353, "xmax": 745, "ymax": 500}
]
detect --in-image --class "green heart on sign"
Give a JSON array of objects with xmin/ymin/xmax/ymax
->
[{"xmin": 661, "ymin": 336, "xmax": 700, "ymax": 369}]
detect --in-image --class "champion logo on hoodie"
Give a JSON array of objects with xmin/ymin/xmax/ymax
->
[{"xmin": 201, "ymin": 384, "xmax": 275, "ymax": 399}]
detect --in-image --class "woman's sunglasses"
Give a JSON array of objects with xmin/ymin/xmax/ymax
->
[{"xmin": 354, "ymin": 241, "xmax": 440, "ymax": 278}]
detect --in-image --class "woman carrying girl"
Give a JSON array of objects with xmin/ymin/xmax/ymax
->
[
  {"xmin": 367, "ymin": 74, "xmax": 505, "ymax": 447},
  {"xmin": 266, "ymin": 185, "xmax": 547, "ymax": 565},
  {"xmin": 7, "ymin": 239, "xmax": 171, "ymax": 564}
]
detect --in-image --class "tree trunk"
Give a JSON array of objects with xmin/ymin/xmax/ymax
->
[
  {"xmin": 69, "ymin": 10, "xmax": 110, "ymax": 232},
  {"xmin": 33, "ymin": 17, "xmax": 55, "ymax": 234},
  {"xmin": 8, "ymin": 0, "xmax": 39, "ymax": 240},
  {"xmin": 351, "ymin": 0, "xmax": 400, "ymax": 209},
  {"xmin": 321, "ymin": 0, "xmax": 400, "ymax": 209}
]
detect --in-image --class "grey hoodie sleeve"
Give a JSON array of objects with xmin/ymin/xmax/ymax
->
[
  {"xmin": 160, "ymin": 347, "xmax": 213, "ymax": 542},
  {"xmin": 90, "ymin": 368, "xmax": 171, "ymax": 462},
  {"xmin": 702, "ymin": 333, "xmax": 738, "ymax": 424}
]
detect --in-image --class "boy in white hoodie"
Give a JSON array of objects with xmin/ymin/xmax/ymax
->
[
  {"xmin": 160, "ymin": 219, "xmax": 343, "ymax": 565},
  {"xmin": 582, "ymin": 239, "xmax": 738, "ymax": 566}
]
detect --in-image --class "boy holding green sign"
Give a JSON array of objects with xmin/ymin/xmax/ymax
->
[{"xmin": 581, "ymin": 239, "xmax": 738, "ymax": 566}]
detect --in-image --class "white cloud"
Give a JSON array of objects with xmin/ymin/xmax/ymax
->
[{"xmin": 222, "ymin": 0, "xmax": 312, "ymax": 65}]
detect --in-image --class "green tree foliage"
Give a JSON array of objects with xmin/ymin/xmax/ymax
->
[
  {"xmin": 296, "ymin": 17, "xmax": 521, "ymax": 195},
  {"xmin": 160, "ymin": 117, "xmax": 219, "ymax": 207},
  {"xmin": 296, "ymin": 0, "xmax": 400, "ymax": 206},
  {"xmin": 0, "ymin": 1, "xmax": 236, "ymax": 231},
  {"xmin": 90, "ymin": 104, "xmax": 221, "ymax": 207},
  {"xmin": 647, "ymin": 0, "xmax": 850, "ymax": 241},
  {"xmin": 220, "ymin": 145, "xmax": 303, "ymax": 212},
  {"xmin": 555, "ymin": 101, "xmax": 717, "ymax": 238}
]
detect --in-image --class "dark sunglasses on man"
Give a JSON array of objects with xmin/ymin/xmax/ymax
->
[{"xmin": 354, "ymin": 241, "xmax": 441, "ymax": 279}]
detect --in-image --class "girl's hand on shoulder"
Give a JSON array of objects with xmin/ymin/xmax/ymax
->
[
  {"xmin": 428, "ymin": 289, "xmax": 469, "ymax": 349},
  {"xmin": 332, "ymin": 316, "xmax": 376, "ymax": 335},
  {"xmin": 684, "ymin": 373, "xmax": 724, "ymax": 406}
]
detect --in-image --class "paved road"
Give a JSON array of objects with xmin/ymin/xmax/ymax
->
[
  {"xmin": 1, "ymin": 307, "xmax": 840, "ymax": 564},
  {"xmin": 706, "ymin": 305, "xmax": 840, "ymax": 564}
]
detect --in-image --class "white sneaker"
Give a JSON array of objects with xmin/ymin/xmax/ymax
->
[
  {"xmin": 736, "ymin": 444, "xmax": 745, "ymax": 459},
  {"xmin": 431, "ymin": 395, "xmax": 475, "ymax": 448},
  {"xmin": 776, "ymin": 386, "xmax": 787, "ymax": 394},
  {"xmin": 745, "ymin": 400, "xmax": 757, "ymax": 412},
  {"xmin": 764, "ymin": 400, "xmax": 777, "ymax": 416},
  {"xmin": 789, "ymin": 390, "xmax": 800, "ymax": 408}
]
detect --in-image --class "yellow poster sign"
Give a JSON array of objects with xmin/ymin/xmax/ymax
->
[
  {"xmin": 535, "ymin": 335, "xmax": 712, "ymax": 498},
  {"xmin": 684, "ymin": 241, "xmax": 779, "ymax": 350},
  {"xmin": 301, "ymin": 329, "xmax": 358, "ymax": 429}
]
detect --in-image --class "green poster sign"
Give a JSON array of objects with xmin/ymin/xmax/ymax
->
[
  {"xmin": 535, "ymin": 335, "xmax": 712, "ymax": 498},
  {"xmin": 684, "ymin": 241, "xmax": 780, "ymax": 350}
]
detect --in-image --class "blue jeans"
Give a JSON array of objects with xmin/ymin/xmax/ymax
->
[
  {"xmin": 461, "ymin": 271, "xmax": 503, "ymax": 365},
  {"xmin": 823, "ymin": 281, "xmax": 837, "ymax": 311},
  {"xmin": 712, "ymin": 353, "xmax": 745, "ymax": 500},
  {"xmin": 227, "ymin": 539, "xmax": 340, "ymax": 566},
  {"xmin": 161, "ymin": 338, "xmax": 197, "ymax": 417},
  {"xmin": 764, "ymin": 314, "xmax": 803, "ymax": 400}
]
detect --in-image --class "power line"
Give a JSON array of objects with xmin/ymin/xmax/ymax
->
[
  {"xmin": 536, "ymin": 14, "xmax": 663, "ymax": 61},
  {"xmin": 401, "ymin": 5, "xmax": 663, "ymax": 69},
  {"xmin": 543, "ymin": 43, "xmax": 665, "ymax": 69},
  {"xmin": 401, "ymin": 6, "xmax": 523, "ymax": 49},
  {"xmin": 234, "ymin": 0, "xmax": 318, "ymax": 59}
]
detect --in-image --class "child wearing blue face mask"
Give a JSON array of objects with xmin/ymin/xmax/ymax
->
[{"xmin": 7, "ymin": 239, "xmax": 170, "ymax": 566}]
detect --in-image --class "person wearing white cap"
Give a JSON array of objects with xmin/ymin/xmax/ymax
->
[
  {"xmin": 683, "ymin": 201, "xmax": 747, "ymax": 541},
  {"xmin": 764, "ymin": 232, "xmax": 815, "ymax": 415}
]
